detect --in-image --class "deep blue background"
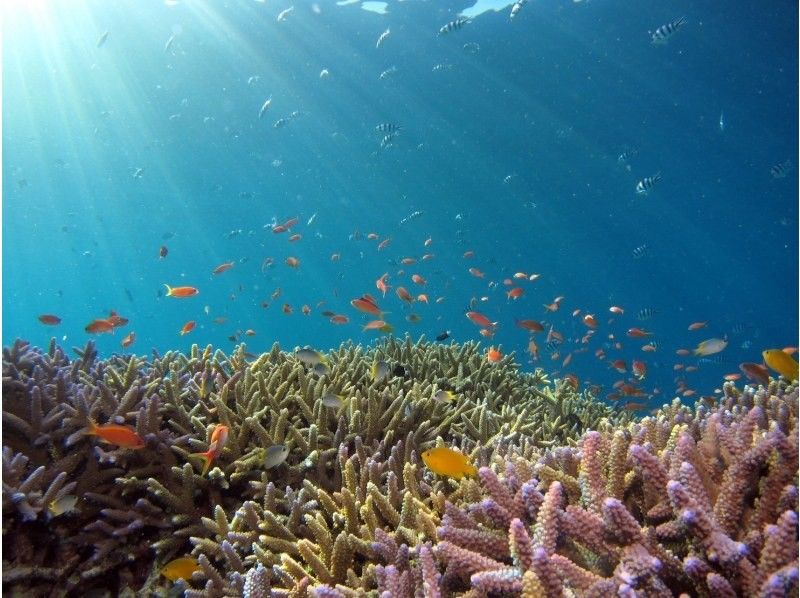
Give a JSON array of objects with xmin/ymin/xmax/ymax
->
[{"xmin": 3, "ymin": 0, "xmax": 797, "ymax": 406}]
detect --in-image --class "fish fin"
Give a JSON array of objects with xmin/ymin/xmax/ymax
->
[
  {"xmin": 163, "ymin": 284, "xmax": 172, "ymax": 296},
  {"xmin": 85, "ymin": 418, "xmax": 99, "ymax": 437},
  {"xmin": 189, "ymin": 450, "xmax": 214, "ymax": 475}
]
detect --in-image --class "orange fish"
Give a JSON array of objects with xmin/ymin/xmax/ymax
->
[
  {"xmin": 411, "ymin": 274, "xmax": 426, "ymax": 286},
  {"xmin": 738, "ymin": 362, "xmax": 770, "ymax": 386},
  {"xmin": 487, "ymin": 347, "xmax": 502, "ymax": 363},
  {"xmin": 367, "ymin": 232, "xmax": 379, "ymax": 240},
  {"xmin": 107, "ymin": 311, "xmax": 128, "ymax": 328},
  {"xmin": 723, "ymin": 373, "xmax": 741, "ymax": 381},
  {"xmin": 479, "ymin": 328, "xmax": 495, "ymax": 338},
  {"xmin": 38, "ymin": 314, "xmax": 61, "ymax": 325},
  {"xmin": 245, "ymin": 329, "xmax": 256, "ymax": 336},
  {"xmin": 212, "ymin": 261, "xmax": 235, "ymax": 275},
  {"xmin": 421, "ymin": 253, "xmax": 435, "ymax": 261},
  {"xmin": 190, "ymin": 424, "xmax": 229, "ymax": 475},
  {"xmin": 623, "ymin": 402, "xmax": 648, "ymax": 411},
  {"xmin": 285, "ymin": 256, "xmax": 300, "ymax": 268},
  {"xmin": 466, "ymin": 311, "xmax": 495, "ymax": 329},
  {"xmin": 515, "ymin": 319, "xmax": 544, "ymax": 332},
  {"xmin": 282, "ymin": 303, "xmax": 293, "ymax": 314},
  {"xmin": 528, "ymin": 339, "xmax": 540, "ymax": 361},
  {"xmin": 417, "ymin": 293, "xmax": 429, "ymax": 303},
  {"xmin": 396, "ymin": 287, "xmax": 414, "ymax": 303},
  {"xmin": 468, "ymin": 267, "xmax": 484, "ymax": 278},
  {"xmin": 400, "ymin": 257, "xmax": 417, "ymax": 265},
  {"xmin": 513, "ymin": 272, "xmax": 527, "ymax": 279},
  {"xmin": 121, "ymin": 331, "xmax": 136, "ymax": 348},
  {"xmin": 351, "ymin": 295, "xmax": 382, "ymax": 315},
  {"xmin": 507, "ymin": 287, "xmax": 524, "ymax": 300},
  {"xmin": 687, "ymin": 321, "xmax": 707, "ymax": 331},
  {"xmin": 610, "ymin": 359, "xmax": 627, "ymax": 373},
  {"xmin": 675, "ymin": 348, "xmax": 691, "ymax": 356},
  {"xmin": 376, "ymin": 273, "xmax": 390, "ymax": 297},
  {"xmin": 583, "ymin": 314, "xmax": 598, "ymax": 329},
  {"xmin": 85, "ymin": 318, "xmax": 115, "ymax": 334},
  {"xmin": 609, "ymin": 306, "xmax": 624, "ymax": 315},
  {"xmin": 301, "ymin": 305, "xmax": 311, "ymax": 315},
  {"xmin": 377, "ymin": 238, "xmax": 391, "ymax": 251},
  {"xmin": 363, "ymin": 319, "xmax": 393, "ymax": 332},
  {"xmin": 86, "ymin": 418, "xmax": 145, "ymax": 449},
  {"xmin": 641, "ymin": 343, "xmax": 658, "ymax": 352},
  {"xmin": 627, "ymin": 327, "xmax": 652, "ymax": 338},
  {"xmin": 463, "ymin": 250, "xmax": 475, "ymax": 259},
  {"xmin": 330, "ymin": 314, "xmax": 349, "ymax": 324},
  {"xmin": 272, "ymin": 224, "xmax": 287, "ymax": 233},
  {"xmin": 179, "ymin": 321, "xmax": 196, "ymax": 335},
  {"xmin": 564, "ymin": 373, "xmax": 579, "ymax": 390},
  {"xmin": 164, "ymin": 285, "xmax": 199, "ymax": 298},
  {"xmin": 288, "ymin": 233, "xmax": 302, "ymax": 242},
  {"xmin": 283, "ymin": 216, "xmax": 299, "ymax": 229},
  {"xmin": 631, "ymin": 360, "xmax": 647, "ymax": 379}
]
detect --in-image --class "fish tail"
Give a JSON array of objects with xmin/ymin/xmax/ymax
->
[
  {"xmin": 85, "ymin": 418, "xmax": 99, "ymax": 437},
  {"xmin": 164, "ymin": 284, "xmax": 173, "ymax": 296},
  {"xmin": 189, "ymin": 451, "xmax": 214, "ymax": 475}
]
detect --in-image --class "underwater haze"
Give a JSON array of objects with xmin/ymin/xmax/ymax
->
[{"xmin": 3, "ymin": 0, "xmax": 798, "ymax": 407}]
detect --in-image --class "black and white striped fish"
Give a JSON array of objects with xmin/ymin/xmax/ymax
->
[
  {"xmin": 635, "ymin": 173, "xmax": 662, "ymax": 195},
  {"xmin": 379, "ymin": 66, "xmax": 397, "ymax": 80},
  {"xmin": 636, "ymin": 308, "xmax": 658, "ymax": 321},
  {"xmin": 617, "ymin": 148, "xmax": 639, "ymax": 169},
  {"xmin": 380, "ymin": 132, "xmax": 399, "ymax": 149},
  {"xmin": 770, "ymin": 159, "xmax": 792, "ymax": 179},
  {"xmin": 632, "ymin": 244, "xmax": 651, "ymax": 259},
  {"xmin": 376, "ymin": 28, "xmax": 390, "ymax": 49},
  {"xmin": 439, "ymin": 18, "xmax": 470, "ymax": 35},
  {"xmin": 650, "ymin": 17, "xmax": 687, "ymax": 45},
  {"xmin": 376, "ymin": 123, "xmax": 401, "ymax": 133}
]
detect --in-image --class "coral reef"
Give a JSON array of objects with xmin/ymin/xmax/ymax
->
[{"xmin": 2, "ymin": 336, "xmax": 628, "ymax": 596}]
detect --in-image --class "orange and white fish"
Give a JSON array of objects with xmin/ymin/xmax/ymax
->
[
  {"xmin": 121, "ymin": 331, "xmax": 136, "ymax": 348},
  {"xmin": 285, "ymin": 256, "xmax": 300, "ymax": 268},
  {"xmin": 465, "ymin": 311, "xmax": 495, "ymax": 329},
  {"xmin": 376, "ymin": 273, "xmax": 390, "ymax": 297},
  {"xmin": 506, "ymin": 287, "xmax": 524, "ymax": 300},
  {"xmin": 179, "ymin": 321, "xmax": 196, "ymax": 335},
  {"xmin": 396, "ymin": 286, "xmax": 414, "ymax": 303},
  {"xmin": 687, "ymin": 321, "xmax": 708, "ymax": 331},
  {"xmin": 487, "ymin": 347, "xmax": 502, "ymax": 363},
  {"xmin": 351, "ymin": 295, "xmax": 382, "ymax": 316},
  {"xmin": 411, "ymin": 274, "xmax": 426, "ymax": 286},
  {"xmin": 85, "ymin": 319, "xmax": 115, "ymax": 334}
]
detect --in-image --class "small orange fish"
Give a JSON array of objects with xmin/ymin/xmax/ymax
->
[
  {"xmin": 468, "ymin": 267, "xmax": 484, "ymax": 278},
  {"xmin": 272, "ymin": 224, "xmax": 287, "ymax": 233},
  {"xmin": 107, "ymin": 311, "xmax": 128, "ymax": 328},
  {"xmin": 631, "ymin": 360, "xmax": 647, "ymax": 379},
  {"xmin": 38, "ymin": 314, "xmax": 62, "ymax": 325},
  {"xmin": 190, "ymin": 424, "xmax": 229, "ymax": 475},
  {"xmin": 723, "ymin": 373, "xmax": 741, "ymax": 381},
  {"xmin": 465, "ymin": 311, "xmax": 494, "ymax": 328},
  {"xmin": 675, "ymin": 348, "xmax": 691, "ymax": 356},
  {"xmin": 377, "ymin": 238, "xmax": 391, "ymax": 250},
  {"xmin": 121, "ymin": 331, "xmax": 136, "ymax": 348},
  {"xmin": 351, "ymin": 295, "xmax": 382, "ymax": 315},
  {"xmin": 86, "ymin": 418, "xmax": 145, "ymax": 449},
  {"xmin": 609, "ymin": 306, "xmax": 624, "ymax": 315},
  {"xmin": 641, "ymin": 343, "xmax": 658, "ymax": 352},
  {"xmin": 330, "ymin": 314, "xmax": 349, "ymax": 324},
  {"xmin": 513, "ymin": 272, "xmax": 527, "ymax": 279},
  {"xmin": 283, "ymin": 216, "xmax": 299, "ymax": 229},
  {"xmin": 627, "ymin": 327, "xmax": 652, "ymax": 338},
  {"xmin": 515, "ymin": 319, "xmax": 544, "ymax": 332},
  {"xmin": 85, "ymin": 318, "xmax": 115, "ymax": 334},
  {"xmin": 421, "ymin": 253, "xmax": 435, "ymax": 261},
  {"xmin": 245, "ymin": 329, "xmax": 256, "ymax": 336},
  {"xmin": 396, "ymin": 286, "xmax": 414, "ymax": 303},
  {"xmin": 623, "ymin": 402, "xmax": 648, "ymax": 411},
  {"xmin": 179, "ymin": 321, "xmax": 196, "ymax": 335},
  {"xmin": 687, "ymin": 321, "xmax": 708, "ymax": 331},
  {"xmin": 562, "ymin": 352, "xmax": 573, "ymax": 367},
  {"xmin": 285, "ymin": 256, "xmax": 300, "ymax": 268},
  {"xmin": 376, "ymin": 273, "xmax": 390, "ymax": 297},
  {"xmin": 363, "ymin": 319, "xmax": 389, "ymax": 331},
  {"xmin": 507, "ymin": 287, "xmax": 524, "ymax": 300},
  {"xmin": 487, "ymin": 347, "xmax": 502, "ymax": 363},
  {"xmin": 400, "ymin": 257, "xmax": 417, "ymax": 265},
  {"xmin": 411, "ymin": 274, "xmax": 426, "ymax": 286},
  {"xmin": 282, "ymin": 303, "xmax": 293, "ymax": 314},
  {"xmin": 164, "ymin": 285, "xmax": 199, "ymax": 298},
  {"xmin": 424, "ymin": 237, "xmax": 433, "ymax": 246},
  {"xmin": 417, "ymin": 293, "xmax": 429, "ymax": 303},
  {"xmin": 739, "ymin": 362, "xmax": 770, "ymax": 386},
  {"xmin": 367, "ymin": 232, "xmax": 379, "ymax": 240},
  {"xmin": 527, "ymin": 339, "xmax": 540, "ymax": 361},
  {"xmin": 212, "ymin": 261, "xmax": 235, "ymax": 275},
  {"xmin": 422, "ymin": 447, "xmax": 477, "ymax": 479},
  {"xmin": 610, "ymin": 359, "xmax": 626, "ymax": 373},
  {"xmin": 583, "ymin": 314, "xmax": 598, "ymax": 329},
  {"xmin": 301, "ymin": 305, "xmax": 311, "ymax": 315},
  {"xmin": 288, "ymin": 233, "xmax": 302, "ymax": 242}
]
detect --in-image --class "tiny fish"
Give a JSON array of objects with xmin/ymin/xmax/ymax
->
[
  {"xmin": 463, "ymin": 42, "xmax": 480, "ymax": 53},
  {"xmin": 264, "ymin": 444, "xmax": 289, "ymax": 469},
  {"xmin": 319, "ymin": 68, "xmax": 329, "ymax": 78},
  {"xmin": 632, "ymin": 244, "xmax": 651, "ymax": 259},
  {"xmin": 179, "ymin": 321, "xmax": 196, "ymax": 336},
  {"xmin": 435, "ymin": 330, "xmax": 451, "ymax": 341},
  {"xmin": 770, "ymin": 159, "xmax": 792, "ymax": 179},
  {"xmin": 693, "ymin": 337, "xmax": 728, "ymax": 357},
  {"xmin": 376, "ymin": 28, "xmax": 391, "ymax": 48},
  {"xmin": 438, "ymin": 18, "xmax": 470, "ymax": 36},
  {"xmin": 189, "ymin": 424, "xmax": 229, "ymax": 475},
  {"xmin": 636, "ymin": 308, "xmax": 658, "ymax": 320},
  {"xmin": 650, "ymin": 17, "xmax": 687, "ymax": 45},
  {"xmin": 38, "ymin": 314, "xmax": 62, "ymax": 325},
  {"xmin": 635, "ymin": 173, "xmax": 662, "ymax": 195},
  {"xmin": 48, "ymin": 494, "xmax": 79, "ymax": 517},
  {"xmin": 372, "ymin": 360, "xmax": 391, "ymax": 382},
  {"xmin": 159, "ymin": 245, "xmax": 168, "ymax": 259},
  {"xmin": 161, "ymin": 557, "xmax": 200, "ymax": 582},
  {"xmin": 422, "ymin": 446, "xmax": 476, "ymax": 479},
  {"xmin": 277, "ymin": 6, "xmax": 294, "ymax": 22},
  {"xmin": 164, "ymin": 34, "xmax": 176, "ymax": 53},
  {"xmin": 379, "ymin": 66, "xmax": 397, "ymax": 80},
  {"xmin": 322, "ymin": 392, "xmax": 344, "ymax": 408},
  {"xmin": 212, "ymin": 261, "xmax": 235, "ymax": 275},
  {"xmin": 96, "ymin": 31, "xmax": 109, "ymax": 48},
  {"xmin": 434, "ymin": 389, "xmax": 456, "ymax": 404},
  {"xmin": 258, "ymin": 96, "xmax": 272, "ymax": 118},
  {"xmin": 510, "ymin": 0, "xmax": 527, "ymax": 20},
  {"xmin": 295, "ymin": 348, "xmax": 328, "ymax": 366},
  {"xmin": 376, "ymin": 123, "xmax": 401, "ymax": 133}
]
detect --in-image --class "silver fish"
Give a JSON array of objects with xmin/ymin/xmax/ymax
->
[
  {"xmin": 322, "ymin": 392, "xmax": 344, "ymax": 408},
  {"xmin": 379, "ymin": 66, "xmax": 397, "ymax": 80},
  {"xmin": 258, "ymin": 96, "xmax": 273, "ymax": 119},
  {"xmin": 376, "ymin": 28, "xmax": 391, "ymax": 49},
  {"xmin": 264, "ymin": 444, "xmax": 289, "ymax": 468},
  {"xmin": 277, "ymin": 7, "xmax": 294, "ymax": 22},
  {"xmin": 438, "ymin": 18, "xmax": 469, "ymax": 36}
]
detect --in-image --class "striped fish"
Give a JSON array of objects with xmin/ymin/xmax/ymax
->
[
  {"xmin": 376, "ymin": 123, "xmax": 401, "ymax": 133},
  {"xmin": 380, "ymin": 133, "xmax": 398, "ymax": 149},
  {"xmin": 632, "ymin": 244, "xmax": 651, "ymax": 259},
  {"xmin": 770, "ymin": 159, "xmax": 792, "ymax": 179},
  {"xmin": 379, "ymin": 66, "xmax": 397, "ymax": 80},
  {"xmin": 651, "ymin": 17, "xmax": 687, "ymax": 45},
  {"xmin": 510, "ymin": 0, "xmax": 527, "ymax": 20},
  {"xmin": 636, "ymin": 308, "xmax": 658, "ymax": 321},
  {"xmin": 635, "ymin": 173, "xmax": 662, "ymax": 195},
  {"xmin": 376, "ymin": 28, "xmax": 391, "ymax": 49},
  {"xmin": 439, "ymin": 18, "xmax": 470, "ymax": 35}
]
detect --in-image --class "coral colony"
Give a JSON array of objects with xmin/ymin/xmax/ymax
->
[{"xmin": 2, "ymin": 337, "xmax": 797, "ymax": 597}]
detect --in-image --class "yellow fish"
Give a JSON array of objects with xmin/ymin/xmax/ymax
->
[
  {"xmin": 161, "ymin": 556, "xmax": 200, "ymax": 582},
  {"xmin": 763, "ymin": 349, "xmax": 799, "ymax": 381},
  {"xmin": 421, "ymin": 447, "xmax": 477, "ymax": 479}
]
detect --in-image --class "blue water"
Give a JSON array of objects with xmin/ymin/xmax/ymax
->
[{"xmin": 3, "ymin": 0, "xmax": 797, "ymax": 406}]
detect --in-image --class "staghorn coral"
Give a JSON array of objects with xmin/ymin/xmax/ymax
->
[{"xmin": 2, "ymin": 336, "xmax": 624, "ymax": 596}]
